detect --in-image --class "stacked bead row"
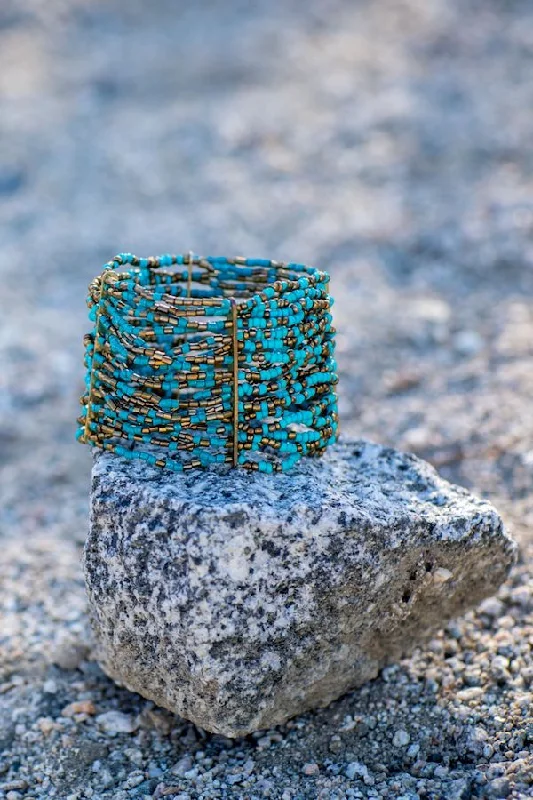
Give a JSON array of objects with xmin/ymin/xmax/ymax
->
[{"xmin": 77, "ymin": 253, "xmax": 338, "ymax": 473}]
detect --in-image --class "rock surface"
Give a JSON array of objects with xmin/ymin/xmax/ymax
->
[{"xmin": 85, "ymin": 439, "xmax": 515, "ymax": 737}]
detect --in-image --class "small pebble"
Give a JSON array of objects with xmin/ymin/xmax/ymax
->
[
  {"xmin": 454, "ymin": 330, "xmax": 483, "ymax": 356},
  {"xmin": 486, "ymin": 776, "xmax": 511, "ymax": 798},
  {"xmin": 478, "ymin": 597, "xmax": 504, "ymax": 617},
  {"xmin": 61, "ymin": 700, "xmax": 97, "ymax": 717},
  {"xmin": 171, "ymin": 756, "xmax": 193, "ymax": 776},
  {"xmin": 407, "ymin": 743, "xmax": 420, "ymax": 759},
  {"xmin": 50, "ymin": 641, "xmax": 89, "ymax": 670},
  {"xmin": 345, "ymin": 761, "xmax": 373, "ymax": 785},
  {"xmin": 2, "ymin": 782, "xmax": 28, "ymax": 791},
  {"xmin": 393, "ymin": 730, "xmax": 411, "ymax": 748},
  {"xmin": 96, "ymin": 711, "xmax": 139, "ymax": 734}
]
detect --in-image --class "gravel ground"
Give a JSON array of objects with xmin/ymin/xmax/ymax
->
[{"xmin": 1, "ymin": 0, "xmax": 533, "ymax": 797}]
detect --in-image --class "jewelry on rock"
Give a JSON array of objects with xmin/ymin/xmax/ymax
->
[{"xmin": 77, "ymin": 252, "xmax": 339, "ymax": 473}]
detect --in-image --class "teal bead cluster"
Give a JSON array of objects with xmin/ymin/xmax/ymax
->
[{"xmin": 77, "ymin": 253, "xmax": 339, "ymax": 473}]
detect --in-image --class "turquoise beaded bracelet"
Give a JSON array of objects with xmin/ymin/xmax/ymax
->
[{"xmin": 77, "ymin": 253, "xmax": 339, "ymax": 473}]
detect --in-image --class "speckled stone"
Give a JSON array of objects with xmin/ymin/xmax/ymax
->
[{"xmin": 84, "ymin": 439, "xmax": 515, "ymax": 737}]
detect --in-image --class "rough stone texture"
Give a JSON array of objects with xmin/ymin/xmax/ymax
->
[{"xmin": 85, "ymin": 439, "xmax": 515, "ymax": 737}]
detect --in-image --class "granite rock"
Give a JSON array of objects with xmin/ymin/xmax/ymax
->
[{"xmin": 84, "ymin": 439, "xmax": 515, "ymax": 737}]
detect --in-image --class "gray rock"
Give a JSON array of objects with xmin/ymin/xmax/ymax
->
[{"xmin": 84, "ymin": 439, "xmax": 515, "ymax": 737}]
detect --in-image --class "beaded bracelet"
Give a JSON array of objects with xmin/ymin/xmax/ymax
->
[{"xmin": 77, "ymin": 253, "xmax": 339, "ymax": 473}]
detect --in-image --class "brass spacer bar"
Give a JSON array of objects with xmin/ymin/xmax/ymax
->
[
  {"xmin": 186, "ymin": 250, "xmax": 193, "ymax": 298},
  {"xmin": 230, "ymin": 298, "xmax": 239, "ymax": 467}
]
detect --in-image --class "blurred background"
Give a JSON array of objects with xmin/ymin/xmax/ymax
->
[
  {"xmin": 1, "ymin": 0, "xmax": 533, "ymax": 546},
  {"xmin": 1, "ymin": 0, "xmax": 533, "ymax": 795}
]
